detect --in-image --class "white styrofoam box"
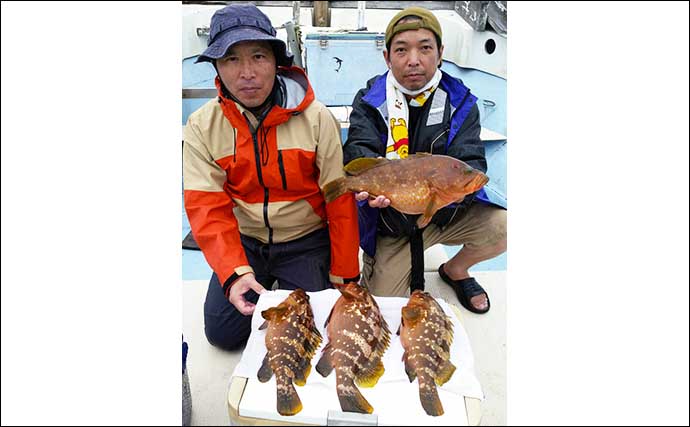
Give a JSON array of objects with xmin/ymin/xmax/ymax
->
[{"xmin": 436, "ymin": 10, "xmax": 506, "ymax": 79}]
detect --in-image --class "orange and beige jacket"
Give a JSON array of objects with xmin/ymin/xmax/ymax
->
[{"xmin": 183, "ymin": 66, "xmax": 360, "ymax": 289}]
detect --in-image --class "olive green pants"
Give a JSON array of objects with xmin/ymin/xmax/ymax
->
[{"xmin": 360, "ymin": 202, "xmax": 507, "ymax": 297}]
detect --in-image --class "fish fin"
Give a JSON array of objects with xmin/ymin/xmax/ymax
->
[
  {"xmin": 276, "ymin": 376, "xmax": 303, "ymax": 416},
  {"xmin": 416, "ymin": 194, "xmax": 438, "ymax": 228},
  {"xmin": 294, "ymin": 362, "xmax": 311, "ymax": 387},
  {"xmin": 440, "ymin": 339, "xmax": 450, "ymax": 354},
  {"xmin": 309, "ymin": 332, "xmax": 323, "ymax": 358},
  {"xmin": 337, "ymin": 376, "xmax": 373, "ymax": 414},
  {"xmin": 403, "ymin": 352, "xmax": 416, "ymax": 382},
  {"xmin": 257, "ymin": 353, "xmax": 273, "ymax": 382},
  {"xmin": 419, "ymin": 377, "xmax": 444, "ymax": 416},
  {"xmin": 304, "ymin": 337, "xmax": 319, "ymax": 359},
  {"xmin": 396, "ymin": 320, "xmax": 401, "ymax": 336},
  {"xmin": 355, "ymin": 360, "xmax": 385, "ymax": 388},
  {"xmin": 416, "ymin": 214, "xmax": 433, "ymax": 229},
  {"xmin": 343, "ymin": 157, "xmax": 389, "ymax": 176},
  {"xmin": 258, "ymin": 320, "xmax": 269, "ymax": 330},
  {"xmin": 311, "ymin": 322, "xmax": 324, "ymax": 340},
  {"xmin": 435, "ymin": 360, "xmax": 456, "ymax": 386},
  {"xmin": 315, "ymin": 345, "xmax": 333, "ymax": 377},
  {"xmin": 445, "ymin": 315, "xmax": 455, "ymax": 335},
  {"xmin": 376, "ymin": 317, "xmax": 392, "ymax": 357},
  {"xmin": 322, "ymin": 177, "xmax": 350, "ymax": 203},
  {"xmin": 372, "ymin": 331, "xmax": 391, "ymax": 361},
  {"xmin": 323, "ymin": 306, "xmax": 334, "ymax": 328},
  {"xmin": 303, "ymin": 339, "xmax": 314, "ymax": 355}
]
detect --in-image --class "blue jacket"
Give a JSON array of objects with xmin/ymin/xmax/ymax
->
[{"xmin": 343, "ymin": 70, "xmax": 492, "ymax": 257}]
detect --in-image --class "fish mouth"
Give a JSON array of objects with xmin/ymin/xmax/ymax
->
[{"xmin": 466, "ymin": 173, "xmax": 489, "ymax": 192}]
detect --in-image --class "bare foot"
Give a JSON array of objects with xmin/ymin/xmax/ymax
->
[{"xmin": 470, "ymin": 294, "xmax": 488, "ymax": 311}]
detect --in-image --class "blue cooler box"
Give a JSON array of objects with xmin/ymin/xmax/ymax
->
[{"xmin": 305, "ymin": 32, "xmax": 388, "ymax": 106}]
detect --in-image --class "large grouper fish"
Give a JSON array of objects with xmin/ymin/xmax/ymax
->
[
  {"xmin": 257, "ymin": 289, "xmax": 323, "ymax": 416},
  {"xmin": 315, "ymin": 282, "xmax": 391, "ymax": 414},
  {"xmin": 398, "ymin": 290, "xmax": 457, "ymax": 416},
  {"xmin": 323, "ymin": 153, "xmax": 489, "ymax": 228}
]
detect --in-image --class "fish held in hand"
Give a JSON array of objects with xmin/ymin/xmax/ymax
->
[
  {"xmin": 398, "ymin": 290, "xmax": 456, "ymax": 416},
  {"xmin": 257, "ymin": 289, "xmax": 323, "ymax": 416},
  {"xmin": 323, "ymin": 153, "xmax": 489, "ymax": 228},
  {"xmin": 315, "ymin": 283, "xmax": 391, "ymax": 414}
]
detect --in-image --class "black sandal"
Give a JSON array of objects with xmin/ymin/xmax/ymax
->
[{"xmin": 438, "ymin": 264, "xmax": 491, "ymax": 314}]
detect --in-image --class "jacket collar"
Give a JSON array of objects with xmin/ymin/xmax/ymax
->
[{"xmin": 363, "ymin": 69, "xmax": 471, "ymax": 111}]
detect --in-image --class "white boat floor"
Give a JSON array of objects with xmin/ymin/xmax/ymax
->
[{"xmin": 183, "ymin": 271, "xmax": 506, "ymax": 426}]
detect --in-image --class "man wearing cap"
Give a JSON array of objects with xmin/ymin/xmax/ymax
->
[
  {"xmin": 343, "ymin": 6, "xmax": 506, "ymax": 314},
  {"xmin": 184, "ymin": 4, "xmax": 360, "ymax": 350}
]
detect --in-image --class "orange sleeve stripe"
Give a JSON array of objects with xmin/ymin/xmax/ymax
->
[
  {"xmin": 325, "ymin": 193, "xmax": 360, "ymax": 279},
  {"xmin": 184, "ymin": 189, "xmax": 249, "ymax": 285}
]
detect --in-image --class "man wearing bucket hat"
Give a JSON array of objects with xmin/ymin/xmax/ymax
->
[
  {"xmin": 343, "ymin": 6, "xmax": 507, "ymax": 314},
  {"xmin": 184, "ymin": 4, "xmax": 360, "ymax": 350}
]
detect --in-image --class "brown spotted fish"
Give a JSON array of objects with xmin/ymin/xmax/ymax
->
[
  {"xmin": 398, "ymin": 290, "xmax": 456, "ymax": 416},
  {"xmin": 323, "ymin": 153, "xmax": 489, "ymax": 228},
  {"xmin": 315, "ymin": 283, "xmax": 391, "ymax": 414},
  {"xmin": 257, "ymin": 289, "xmax": 322, "ymax": 416}
]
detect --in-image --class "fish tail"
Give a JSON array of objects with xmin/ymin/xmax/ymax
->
[
  {"xmin": 418, "ymin": 375, "xmax": 444, "ymax": 416},
  {"xmin": 355, "ymin": 360, "xmax": 385, "ymax": 388},
  {"xmin": 336, "ymin": 375, "xmax": 373, "ymax": 414},
  {"xmin": 276, "ymin": 375, "xmax": 303, "ymax": 416},
  {"xmin": 322, "ymin": 177, "xmax": 349, "ymax": 203},
  {"xmin": 294, "ymin": 362, "xmax": 311, "ymax": 387}
]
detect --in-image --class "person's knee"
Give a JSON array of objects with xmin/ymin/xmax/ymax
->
[
  {"xmin": 489, "ymin": 208, "xmax": 507, "ymax": 242},
  {"xmin": 474, "ymin": 207, "xmax": 507, "ymax": 250},
  {"xmin": 204, "ymin": 319, "xmax": 249, "ymax": 351}
]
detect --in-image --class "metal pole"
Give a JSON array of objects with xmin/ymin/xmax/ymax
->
[
  {"xmin": 292, "ymin": 1, "xmax": 300, "ymax": 26},
  {"xmin": 284, "ymin": 21, "xmax": 303, "ymax": 68},
  {"xmin": 357, "ymin": 1, "xmax": 366, "ymax": 30}
]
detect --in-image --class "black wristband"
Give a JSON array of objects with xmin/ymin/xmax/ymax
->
[
  {"xmin": 342, "ymin": 274, "xmax": 361, "ymax": 284},
  {"xmin": 222, "ymin": 273, "xmax": 240, "ymax": 298}
]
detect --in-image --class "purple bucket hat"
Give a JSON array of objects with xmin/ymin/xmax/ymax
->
[{"xmin": 196, "ymin": 3, "xmax": 293, "ymax": 66}]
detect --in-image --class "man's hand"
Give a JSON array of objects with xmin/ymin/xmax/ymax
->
[
  {"xmin": 228, "ymin": 273, "xmax": 266, "ymax": 316},
  {"xmin": 355, "ymin": 192, "xmax": 391, "ymax": 208}
]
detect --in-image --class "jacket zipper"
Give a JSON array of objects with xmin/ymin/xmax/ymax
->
[
  {"xmin": 430, "ymin": 128, "xmax": 449, "ymax": 154},
  {"xmin": 277, "ymin": 150, "xmax": 287, "ymax": 190},
  {"xmin": 251, "ymin": 130, "xmax": 273, "ymax": 244}
]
